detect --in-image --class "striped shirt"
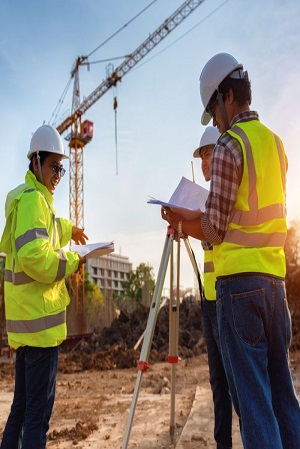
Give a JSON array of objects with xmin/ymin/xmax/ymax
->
[{"xmin": 201, "ymin": 110, "xmax": 260, "ymax": 244}]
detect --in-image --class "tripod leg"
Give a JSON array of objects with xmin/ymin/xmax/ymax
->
[
  {"xmin": 169, "ymin": 239, "xmax": 176, "ymax": 441},
  {"xmin": 122, "ymin": 227, "xmax": 175, "ymax": 449},
  {"xmin": 184, "ymin": 237, "xmax": 204, "ymax": 299},
  {"xmin": 168, "ymin": 235, "xmax": 180, "ymax": 442}
]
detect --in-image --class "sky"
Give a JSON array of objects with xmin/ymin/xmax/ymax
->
[{"xmin": 1, "ymin": 0, "xmax": 300, "ymax": 292}]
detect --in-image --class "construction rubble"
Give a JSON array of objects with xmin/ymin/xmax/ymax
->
[{"xmin": 58, "ymin": 297, "xmax": 205, "ymax": 373}]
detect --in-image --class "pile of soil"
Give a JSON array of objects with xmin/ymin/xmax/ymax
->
[
  {"xmin": 59, "ymin": 298, "xmax": 206, "ymax": 373},
  {"xmin": 290, "ymin": 307, "xmax": 300, "ymax": 352}
]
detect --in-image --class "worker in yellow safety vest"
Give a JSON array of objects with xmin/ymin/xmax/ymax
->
[
  {"xmin": 0, "ymin": 124, "xmax": 88, "ymax": 449},
  {"xmin": 161, "ymin": 53, "xmax": 300, "ymax": 449},
  {"xmin": 194, "ymin": 126, "xmax": 232, "ymax": 449}
]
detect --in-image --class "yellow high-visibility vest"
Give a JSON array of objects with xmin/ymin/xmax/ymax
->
[
  {"xmin": 213, "ymin": 120, "xmax": 287, "ymax": 278},
  {"xmin": 0, "ymin": 170, "xmax": 79, "ymax": 349},
  {"xmin": 203, "ymin": 247, "xmax": 216, "ymax": 300}
]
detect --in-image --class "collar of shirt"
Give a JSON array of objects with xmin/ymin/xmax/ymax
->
[{"xmin": 229, "ymin": 110, "xmax": 260, "ymax": 128}]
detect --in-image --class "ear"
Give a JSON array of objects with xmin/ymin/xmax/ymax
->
[{"xmin": 226, "ymin": 88, "xmax": 235, "ymax": 105}]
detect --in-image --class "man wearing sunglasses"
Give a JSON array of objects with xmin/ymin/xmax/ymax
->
[
  {"xmin": 162, "ymin": 53, "xmax": 300, "ymax": 449},
  {"xmin": 0, "ymin": 124, "xmax": 88, "ymax": 449}
]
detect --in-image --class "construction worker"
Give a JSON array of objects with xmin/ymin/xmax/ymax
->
[
  {"xmin": 194, "ymin": 126, "xmax": 232, "ymax": 449},
  {"xmin": 0, "ymin": 124, "xmax": 88, "ymax": 449},
  {"xmin": 162, "ymin": 53, "xmax": 300, "ymax": 449}
]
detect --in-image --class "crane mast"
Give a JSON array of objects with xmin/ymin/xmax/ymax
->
[{"xmin": 57, "ymin": 0, "xmax": 205, "ymax": 334}]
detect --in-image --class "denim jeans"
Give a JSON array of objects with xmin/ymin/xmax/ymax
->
[
  {"xmin": 202, "ymin": 298, "xmax": 232, "ymax": 449},
  {"xmin": 1, "ymin": 346, "xmax": 59, "ymax": 449},
  {"xmin": 216, "ymin": 274, "xmax": 300, "ymax": 449}
]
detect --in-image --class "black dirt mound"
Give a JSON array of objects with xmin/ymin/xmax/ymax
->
[{"xmin": 59, "ymin": 298, "xmax": 206, "ymax": 372}]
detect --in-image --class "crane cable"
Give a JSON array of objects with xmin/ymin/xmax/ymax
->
[
  {"xmin": 48, "ymin": 77, "xmax": 73, "ymax": 125},
  {"xmin": 49, "ymin": 0, "xmax": 159, "ymax": 126},
  {"xmin": 113, "ymin": 88, "xmax": 118, "ymax": 176},
  {"xmin": 130, "ymin": 0, "xmax": 231, "ymax": 73},
  {"xmin": 86, "ymin": 0, "xmax": 159, "ymax": 59}
]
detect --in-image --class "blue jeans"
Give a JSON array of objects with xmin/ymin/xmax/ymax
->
[
  {"xmin": 216, "ymin": 274, "xmax": 300, "ymax": 449},
  {"xmin": 1, "ymin": 346, "xmax": 59, "ymax": 449},
  {"xmin": 202, "ymin": 298, "xmax": 232, "ymax": 449}
]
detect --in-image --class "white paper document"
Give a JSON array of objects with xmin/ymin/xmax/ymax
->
[
  {"xmin": 71, "ymin": 241, "xmax": 114, "ymax": 259},
  {"xmin": 148, "ymin": 176, "xmax": 209, "ymax": 220}
]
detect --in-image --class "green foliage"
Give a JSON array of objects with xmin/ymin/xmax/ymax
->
[
  {"xmin": 119, "ymin": 262, "xmax": 155, "ymax": 308},
  {"xmin": 84, "ymin": 272, "xmax": 104, "ymax": 329},
  {"xmin": 285, "ymin": 220, "xmax": 300, "ymax": 312}
]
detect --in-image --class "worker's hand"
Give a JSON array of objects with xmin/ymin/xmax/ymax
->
[
  {"xmin": 72, "ymin": 226, "xmax": 88, "ymax": 245},
  {"xmin": 75, "ymin": 253, "xmax": 86, "ymax": 273},
  {"xmin": 161, "ymin": 207, "xmax": 181, "ymax": 230}
]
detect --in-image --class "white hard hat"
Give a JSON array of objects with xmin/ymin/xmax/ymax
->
[
  {"xmin": 27, "ymin": 124, "xmax": 69, "ymax": 159},
  {"xmin": 193, "ymin": 126, "xmax": 220, "ymax": 158},
  {"xmin": 199, "ymin": 53, "xmax": 245, "ymax": 126}
]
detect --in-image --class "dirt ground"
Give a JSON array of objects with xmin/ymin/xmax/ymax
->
[
  {"xmin": 0, "ymin": 299, "xmax": 300, "ymax": 448},
  {"xmin": 0, "ymin": 352, "xmax": 300, "ymax": 449},
  {"xmin": 0, "ymin": 353, "xmax": 236, "ymax": 448}
]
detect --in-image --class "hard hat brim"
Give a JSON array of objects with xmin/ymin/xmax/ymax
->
[
  {"xmin": 27, "ymin": 150, "xmax": 69, "ymax": 160},
  {"xmin": 201, "ymin": 110, "xmax": 211, "ymax": 126},
  {"xmin": 193, "ymin": 147, "xmax": 201, "ymax": 158},
  {"xmin": 59, "ymin": 153, "xmax": 69, "ymax": 160}
]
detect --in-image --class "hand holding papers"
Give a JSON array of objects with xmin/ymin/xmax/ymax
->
[
  {"xmin": 71, "ymin": 241, "xmax": 114, "ymax": 259},
  {"xmin": 148, "ymin": 177, "xmax": 209, "ymax": 220}
]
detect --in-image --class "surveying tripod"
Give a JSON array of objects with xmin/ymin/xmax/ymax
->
[{"xmin": 122, "ymin": 226, "xmax": 203, "ymax": 449}]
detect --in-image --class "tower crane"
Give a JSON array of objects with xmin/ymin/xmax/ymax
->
[{"xmin": 56, "ymin": 0, "xmax": 205, "ymax": 334}]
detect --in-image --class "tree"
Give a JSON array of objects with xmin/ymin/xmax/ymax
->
[
  {"xmin": 119, "ymin": 263, "xmax": 155, "ymax": 309},
  {"xmin": 285, "ymin": 220, "xmax": 300, "ymax": 349},
  {"xmin": 66, "ymin": 271, "xmax": 104, "ymax": 332},
  {"xmin": 84, "ymin": 272, "xmax": 104, "ymax": 332},
  {"xmin": 285, "ymin": 220, "xmax": 300, "ymax": 307}
]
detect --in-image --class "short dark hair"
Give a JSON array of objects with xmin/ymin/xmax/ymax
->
[
  {"xmin": 208, "ymin": 76, "xmax": 252, "ymax": 112},
  {"xmin": 220, "ymin": 75, "xmax": 252, "ymax": 105},
  {"xmin": 29, "ymin": 151, "xmax": 52, "ymax": 172}
]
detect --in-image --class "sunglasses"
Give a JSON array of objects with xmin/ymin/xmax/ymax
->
[
  {"xmin": 51, "ymin": 163, "xmax": 66, "ymax": 177},
  {"xmin": 206, "ymin": 100, "xmax": 217, "ymax": 120},
  {"xmin": 206, "ymin": 93, "xmax": 219, "ymax": 119}
]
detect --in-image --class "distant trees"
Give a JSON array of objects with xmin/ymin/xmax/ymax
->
[
  {"xmin": 118, "ymin": 263, "xmax": 155, "ymax": 310},
  {"xmin": 284, "ymin": 220, "xmax": 300, "ymax": 349},
  {"xmin": 285, "ymin": 220, "xmax": 300, "ymax": 314},
  {"xmin": 85, "ymin": 272, "xmax": 104, "ymax": 331}
]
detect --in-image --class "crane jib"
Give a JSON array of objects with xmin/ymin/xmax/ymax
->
[{"xmin": 56, "ymin": 0, "xmax": 205, "ymax": 135}]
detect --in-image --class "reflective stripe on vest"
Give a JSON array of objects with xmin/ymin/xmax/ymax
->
[
  {"xmin": 4, "ymin": 269, "xmax": 34, "ymax": 285},
  {"xmin": 15, "ymin": 228, "xmax": 49, "ymax": 252},
  {"xmin": 224, "ymin": 229, "xmax": 286, "ymax": 247},
  {"xmin": 6, "ymin": 310, "xmax": 66, "ymax": 333},
  {"xmin": 203, "ymin": 249, "xmax": 216, "ymax": 301},
  {"xmin": 56, "ymin": 249, "xmax": 67, "ymax": 280},
  {"xmin": 204, "ymin": 261, "xmax": 214, "ymax": 272},
  {"xmin": 5, "ymin": 249, "xmax": 67, "ymax": 285}
]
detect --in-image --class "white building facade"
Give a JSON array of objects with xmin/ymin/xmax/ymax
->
[{"xmin": 86, "ymin": 253, "xmax": 132, "ymax": 296}]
